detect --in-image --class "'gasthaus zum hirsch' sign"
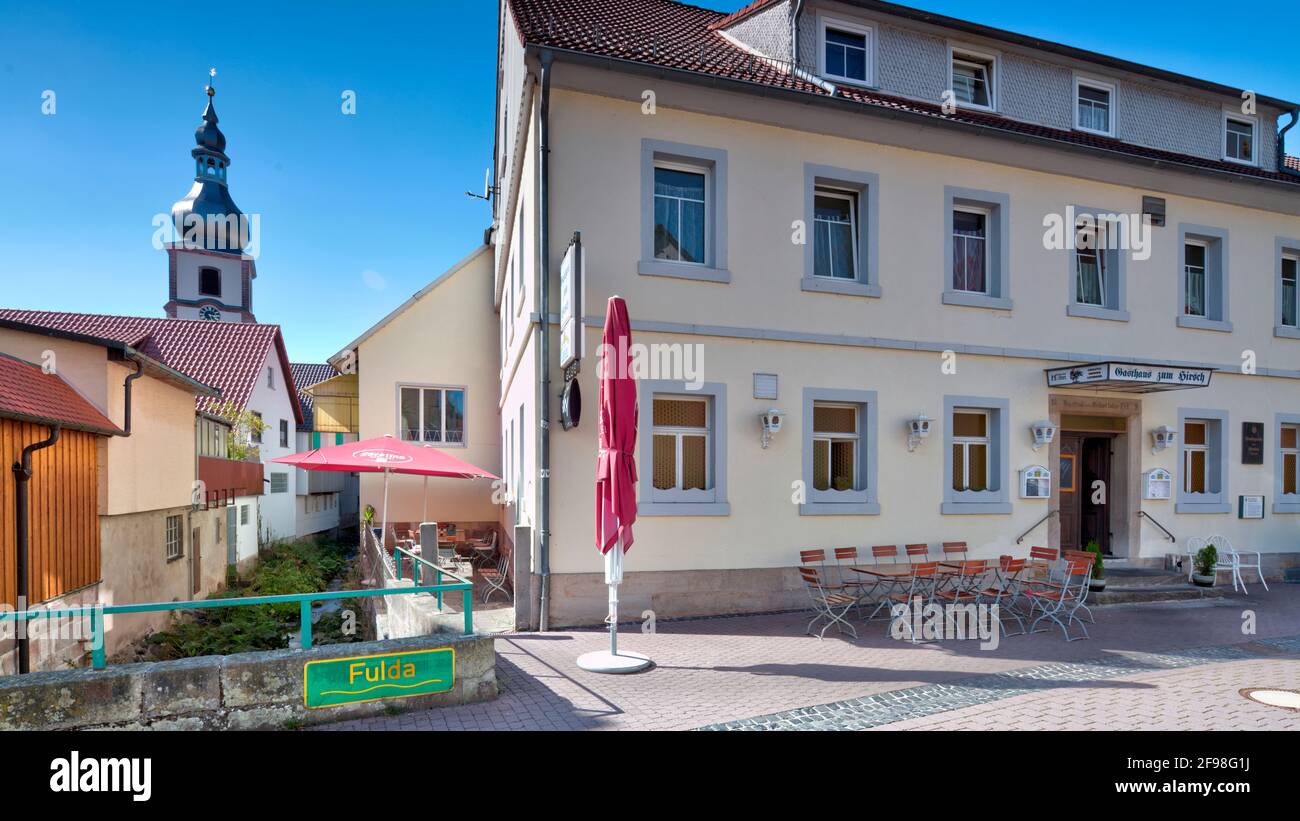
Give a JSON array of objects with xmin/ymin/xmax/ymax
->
[{"xmin": 1046, "ymin": 362, "xmax": 1213, "ymax": 393}]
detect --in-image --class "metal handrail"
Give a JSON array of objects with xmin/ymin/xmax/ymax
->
[
  {"xmin": 0, "ymin": 581, "xmax": 474, "ymax": 670},
  {"xmin": 1015, "ymin": 509, "xmax": 1060, "ymax": 544},
  {"xmin": 1137, "ymin": 510, "xmax": 1176, "ymax": 542}
]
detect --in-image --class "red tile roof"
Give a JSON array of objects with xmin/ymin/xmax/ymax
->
[
  {"xmin": 508, "ymin": 0, "xmax": 1300, "ymax": 186},
  {"xmin": 0, "ymin": 353, "xmax": 121, "ymax": 435},
  {"xmin": 0, "ymin": 310, "xmax": 303, "ymax": 424},
  {"xmin": 1287, "ymin": 155, "xmax": 1300, "ymax": 174}
]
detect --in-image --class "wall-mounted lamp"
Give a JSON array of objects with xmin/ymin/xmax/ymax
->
[
  {"xmin": 907, "ymin": 412, "xmax": 932, "ymax": 452},
  {"xmin": 1030, "ymin": 420, "xmax": 1057, "ymax": 451},
  {"xmin": 1151, "ymin": 425, "xmax": 1177, "ymax": 454},
  {"xmin": 759, "ymin": 408, "xmax": 785, "ymax": 449}
]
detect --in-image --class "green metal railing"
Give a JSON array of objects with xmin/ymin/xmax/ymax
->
[
  {"xmin": 0, "ymin": 581, "xmax": 474, "ymax": 671},
  {"xmin": 390, "ymin": 543, "xmax": 474, "ymax": 613}
]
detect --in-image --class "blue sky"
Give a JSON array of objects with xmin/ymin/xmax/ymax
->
[{"xmin": 1, "ymin": 0, "xmax": 1297, "ymax": 362}]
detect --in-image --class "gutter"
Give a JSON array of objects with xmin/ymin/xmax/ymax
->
[
  {"xmin": 12, "ymin": 426, "xmax": 60, "ymax": 673},
  {"xmin": 1280, "ymin": 109, "xmax": 1299, "ymax": 176},
  {"xmin": 536, "ymin": 49, "xmax": 554, "ymax": 632}
]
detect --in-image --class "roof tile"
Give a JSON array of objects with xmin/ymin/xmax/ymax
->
[{"xmin": 0, "ymin": 353, "xmax": 121, "ymax": 434}]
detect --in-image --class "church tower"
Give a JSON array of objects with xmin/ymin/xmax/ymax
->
[{"xmin": 165, "ymin": 72, "xmax": 258, "ymax": 322}]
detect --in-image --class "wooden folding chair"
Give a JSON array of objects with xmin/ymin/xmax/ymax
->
[
  {"xmin": 887, "ymin": 562, "xmax": 940, "ymax": 643},
  {"xmin": 799, "ymin": 567, "xmax": 858, "ymax": 639},
  {"xmin": 978, "ymin": 557, "xmax": 1027, "ymax": 636},
  {"xmin": 1025, "ymin": 559, "xmax": 1092, "ymax": 640},
  {"xmin": 904, "ymin": 543, "xmax": 930, "ymax": 564}
]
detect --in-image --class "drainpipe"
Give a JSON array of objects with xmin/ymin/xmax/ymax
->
[
  {"xmin": 1279, "ymin": 109, "xmax": 1298, "ymax": 174},
  {"xmin": 121, "ymin": 358, "xmax": 144, "ymax": 435},
  {"xmin": 12, "ymin": 426, "xmax": 60, "ymax": 674},
  {"xmin": 537, "ymin": 49, "xmax": 554, "ymax": 632},
  {"xmin": 790, "ymin": 0, "xmax": 803, "ymax": 72}
]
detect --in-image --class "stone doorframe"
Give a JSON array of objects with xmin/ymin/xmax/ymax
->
[{"xmin": 1047, "ymin": 394, "xmax": 1142, "ymax": 559}]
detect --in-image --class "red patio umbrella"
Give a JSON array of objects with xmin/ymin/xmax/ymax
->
[
  {"xmin": 578, "ymin": 296, "xmax": 652, "ymax": 673},
  {"xmin": 272, "ymin": 434, "xmax": 497, "ymax": 545}
]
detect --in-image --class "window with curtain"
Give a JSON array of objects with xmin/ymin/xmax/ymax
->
[
  {"xmin": 812, "ymin": 403, "xmax": 859, "ymax": 492},
  {"xmin": 1282, "ymin": 425, "xmax": 1298, "ymax": 497},
  {"xmin": 1283, "ymin": 256, "xmax": 1297, "ymax": 327},
  {"xmin": 1076, "ymin": 83, "xmax": 1112, "ymax": 134},
  {"xmin": 398, "ymin": 385, "xmax": 466, "ymax": 444},
  {"xmin": 952, "ymin": 410, "xmax": 990, "ymax": 492},
  {"xmin": 952, "ymin": 209, "xmax": 988, "ymax": 293},
  {"xmin": 813, "ymin": 188, "xmax": 857, "ymax": 280},
  {"xmin": 652, "ymin": 396, "xmax": 711, "ymax": 493},
  {"xmin": 1075, "ymin": 217, "xmax": 1109, "ymax": 307},
  {"xmin": 653, "ymin": 165, "xmax": 707, "ymax": 264},
  {"xmin": 1184, "ymin": 242, "xmax": 1207, "ymax": 317},
  {"xmin": 1183, "ymin": 421, "xmax": 1209, "ymax": 494},
  {"xmin": 952, "ymin": 53, "xmax": 993, "ymax": 107},
  {"xmin": 824, "ymin": 27, "xmax": 868, "ymax": 83},
  {"xmin": 1225, "ymin": 117, "xmax": 1254, "ymax": 163}
]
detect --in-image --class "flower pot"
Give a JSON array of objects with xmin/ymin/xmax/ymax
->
[
  {"xmin": 1089, "ymin": 578, "xmax": 1106, "ymax": 592},
  {"xmin": 1192, "ymin": 573, "xmax": 1216, "ymax": 587}
]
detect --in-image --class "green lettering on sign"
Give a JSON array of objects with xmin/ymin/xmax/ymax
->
[{"xmin": 304, "ymin": 648, "xmax": 455, "ymax": 709}]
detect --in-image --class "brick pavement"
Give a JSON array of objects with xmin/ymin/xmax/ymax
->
[{"xmin": 317, "ymin": 586, "xmax": 1300, "ymax": 731}]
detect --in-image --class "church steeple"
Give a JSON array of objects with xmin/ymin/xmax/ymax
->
[{"xmin": 165, "ymin": 69, "xmax": 258, "ymax": 324}]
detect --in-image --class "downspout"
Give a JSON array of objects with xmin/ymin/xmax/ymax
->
[
  {"xmin": 537, "ymin": 50, "xmax": 554, "ymax": 632},
  {"xmin": 790, "ymin": 0, "xmax": 803, "ymax": 72},
  {"xmin": 1278, "ymin": 109, "xmax": 1298, "ymax": 174},
  {"xmin": 12, "ymin": 426, "xmax": 60, "ymax": 674},
  {"xmin": 121, "ymin": 357, "xmax": 145, "ymax": 435}
]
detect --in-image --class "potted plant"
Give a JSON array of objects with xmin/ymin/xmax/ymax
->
[
  {"xmin": 362, "ymin": 504, "xmax": 380, "ymax": 544},
  {"xmin": 1084, "ymin": 540, "xmax": 1106, "ymax": 592},
  {"xmin": 1192, "ymin": 545, "xmax": 1218, "ymax": 587}
]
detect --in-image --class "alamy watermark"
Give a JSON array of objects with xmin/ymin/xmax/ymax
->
[{"xmin": 596, "ymin": 337, "xmax": 704, "ymax": 390}]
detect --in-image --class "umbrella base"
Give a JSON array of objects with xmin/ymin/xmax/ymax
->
[{"xmin": 576, "ymin": 650, "xmax": 652, "ymax": 674}]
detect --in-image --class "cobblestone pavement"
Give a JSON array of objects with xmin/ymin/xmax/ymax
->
[{"xmin": 318, "ymin": 587, "xmax": 1300, "ymax": 731}]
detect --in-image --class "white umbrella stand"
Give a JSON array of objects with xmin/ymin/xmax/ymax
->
[{"xmin": 576, "ymin": 535, "xmax": 652, "ymax": 674}]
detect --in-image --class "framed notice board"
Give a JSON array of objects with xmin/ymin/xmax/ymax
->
[{"xmin": 1242, "ymin": 422, "xmax": 1264, "ymax": 465}]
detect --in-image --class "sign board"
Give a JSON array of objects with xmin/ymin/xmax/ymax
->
[
  {"xmin": 1143, "ymin": 468, "xmax": 1173, "ymax": 500},
  {"xmin": 1242, "ymin": 422, "xmax": 1265, "ymax": 465},
  {"xmin": 303, "ymin": 647, "xmax": 455, "ymax": 709},
  {"xmin": 559, "ymin": 234, "xmax": 584, "ymax": 371},
  {"xmin": 1238, "ymin": 495, "xmax": 1265, "ymax": 520},
  {"xmin": 1046, "ymin": 362, "xmax": 1213, "ymax": 393},
  {"xmin": 1020, "ymin": 465, "xmax": 1051, "ymax": 499}
]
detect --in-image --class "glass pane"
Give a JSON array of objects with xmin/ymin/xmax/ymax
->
[
  {"xmin": 829, "ymin": 222, "xmax": 854, "ymax": 278},
  {"xmin": 1283, "ymin": 261, "xmax": 1297, "ymax": 326},
  {"xmin": 1285, "ymin": 454, "xmax": 1297, "ymax": 496},
  {"xmin": 653, "ymin": 195, "xmax": 679, "ymax": 261},
  {"xmin": 679, "ymin": 198, "xmax": 705, "ymax": 264},
  {"xmin": 1184, "ymin": 422, "xmax": 1206, "ymax": 446},
  {"xmin": 953, "ymin": 61, "xmax": 989, "ymax": 106},
  {"xmin": 813, "ymin": 404, "xmax": 857, "ymax": 434},
  {"xmin": 654, "ymin": 397, "xmax": 707, "ymax": 428},
  {"xmin": 655, "ymin": 167, "xmax": 705, "ymax": 200},
  {"xmin": 652, "ymin": 435, "xmax": 676, "ymax": 490},
  {"xmin": 814, "ymin": 221, "xmax": 831, "ymax": 279},
  {"xmin": 1282, "ymin": 426, "xmax": 1297, "ymax": 450},
  {"xmin": 953, "ymin": 411, "xmax": 987, "ymax": 438},
  {"xmin": 1185, "ymin": 243, "xmax": 1206, "ymax": 268},
  {"xmin": 400, "ymin": 388, "xmax": 420, "ymax": 441},
  {"xmin": 843, "ymin": 44, "xmax": 865, "ymax": 80},
  {"xmin": 1186, "ymin": 268, "xmax": 1205, "ymax": 316},
  {"xmin": 953, "ymin": 210, "xmax": 985, "ymax": 237},
  {"xmin": 813, "ymin": 440, "xmax": 829, "ymax": 491},
  {"xmin": 681, "ymin": 435, "xmax": 707, "ymax": 490},
  {"xmin": 952, "ymin": 443, "xmax": 964, "ymax": 492},
  {"xmin": 830, "ymin": 440, "xmax": 855, "ymax": 491},
  {"xmin": 967, "ymin": 444, "xmax": 988, "ymax": 492},
  {"xmin": 1188, "ymin": 450, "xmax": 1206, "ymax": 493},
  {"xmin": 1077, "ymin": 251, "xmax": 1103, "ymax": 305},
  {"xmin": 422, "ymin": 389, "xmax": 442, "ymax": 441},
  {"xmin": 963, "ymin": 237, "xmax": 986, "ymax": 292},
  {"xmin": 826, "ymin": 29, "xmax": 866, "ymax": 80},
  {"xmin": 444, "ymin": 390, "xmax": 465, "ymax": 444}
]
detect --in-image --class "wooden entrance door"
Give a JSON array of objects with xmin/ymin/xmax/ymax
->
[
  {"xmin": 1080, "ymin": 437, "xmax": 1112, "ymax": 554},
  {"xmin": 1059, "ymin": 434, "xmax": 1082, "ymax": 549}
]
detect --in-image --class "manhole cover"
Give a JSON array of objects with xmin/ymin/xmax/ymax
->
[{"xmin": 1239, "ymin": 688, "xmax": 1300, "ymax": 711}]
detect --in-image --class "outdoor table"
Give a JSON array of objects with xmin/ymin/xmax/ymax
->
[{"xmin": 849, "ymin": 564, "xmax": 916, "ymax": 619}]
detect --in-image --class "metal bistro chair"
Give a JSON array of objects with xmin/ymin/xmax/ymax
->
[
  {"xmin": 799, "ymin": 567, "xmax": 858, "ymax": 640},
  {"xmin": 904, "ymin": 543, "xmax": 930, "ymax": 564},
  {"xmin": 1061, "ymin": 549, "xmax": 1098, "ymax": 624},
  {"xmin": 1025, "ymin": 559, "xmax": 1092, "ymax": 641},
  {"xmin": 977, "ymin": 557, "xmax": 1027, "ymax": 637},
  {"xmin": 832, "ymin": 547, "xmax": 872, "ymax": 617},
  {"xmin": 480, "ymin": 537, "xmax": 512, "ymax": 604},
  {"xmin": 1208, "ymin": 534, "xmax": 1269, "ymax": 594},
  {"xmin": 935, "ymin": 559, "xmax": 988, "ymax": 636},
  {"xmin": 888, "ymin": 562, "xmax": 940, "ymax": 644},
  {"xmin": 470, "ymin": 530, "xmax": 498, "ymax": 568}
]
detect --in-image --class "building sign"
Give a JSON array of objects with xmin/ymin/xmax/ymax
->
[
  {"xmin": 1020, "ymin": 465, "xmax": 1051, "ymax": 499},
  {"xmin": 1143, "ymin": 468, "xmax": 1173, "ymax": 500},
  {"xmin": 559, "ymin": 233, "xmax": 584, "ymax": 371},
  {"xmin": 1046, "ymin": 362, "xmax": 1213, "ymax": 393},
  {"xmin": 1238, "ymin": 495, "xmax": 1265, "ymax": 520},
  {"xmin": 303, "ymin": 648, "xmax": 455, "ymax": 709},
  {"xmin": 1242, "ymin": 422, "xmax": 1265, "ymax": 465}
]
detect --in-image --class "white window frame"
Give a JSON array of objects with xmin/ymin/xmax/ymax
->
[
  {"xmin": 396, "ymin": 383, "xmax": 468, "ymax": 447},
  {"xmin": 1277, "ymin": 414, "xmax": 1300, "ymax": 513},
  {"xmin": 1182, "ymin": 421, "xmax": 1209, "ymax": 495},
  {"xmin": 951, "ymin": 205, "xmax": 991, "ymax": 295},
  {"xmin": 1184, "ymin": 238, "xmax": 1209, "ymax": 318},
  {"xmin": 1223, "ymin": 111, "xmax": 1258, "ymax": 166},
  {"xmin": 1073, "ymin": 76, "xmax": 1116, "ymax": 137},
  {"xmin": 811, "ymin": 187, "xmax": 859, "ymax": 281},
  {"xmin": 652, "ymin": 160, "xmax": 710, "ymax": 267},
  {"xmin": 165, "ymin": 514, "xmax": 183, "ymax": 560},
  {"xmin": 1075, "ymin": 216, "xmax": 1109, "ymax": 307},
  {"xmin": 948, "ymin": 44, "xmax": 998, "ymax": 112},
  {"xmin": 817, "ymin": 15, "xmax": 875, "ymax": 87},
  {"xmin": 1177, "ymin": 408, "xmax": 1229, "ymax": 513},
  {"xmin": 1281, "ymin": 253, "xmax": 1298, "ymax": 329},
  {"xmin": 1280, "ymin": 424, "xmax": 1298, "ymax": 497},
  {"xmin": 951, "ymin": 409, "xmax": 991, "ymax": 494},
  {"xmin": 270, "ymin": 472, "xmax": 288, "ymax": 494},
  {"xmin": 811, "ymin": 402, "xmax": 860, "ymax": 492},
  {"xmin": 650, "ymin": 395, "xmax": 714, "ymax": 502}
]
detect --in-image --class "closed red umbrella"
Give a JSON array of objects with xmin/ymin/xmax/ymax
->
[{"xmin": 578, "ymin": 296, "xmax": 652, "ymax": 673}]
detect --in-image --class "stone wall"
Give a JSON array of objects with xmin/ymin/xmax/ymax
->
[{"xmin": 0, "ymin": 633, "xmax": 495, "ymax": 731}]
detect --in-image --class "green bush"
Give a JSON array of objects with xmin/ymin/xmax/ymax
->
[
  {"xmin": 1083, "ymin": 540, "xmax": 1105, "ymax": 580},
  {"xmin": 1195, "ymin": 545, "xmax": 1218, "ymax": 577}
]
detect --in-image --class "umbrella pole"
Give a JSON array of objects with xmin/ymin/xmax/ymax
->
[
  {"xmin": 609, "ymin": 540, "xmax": 620, "ymax": 656},
  {"xmin": 422, "ymin": 476, "xmax": 428, "ymax": 523},
  {"xmin": 380, "ymin": 468, "xmax": 390, "ymax": 548},
  {"xmin": 577, "ymin": 537, "xmax": 650, "ymax": 674}
]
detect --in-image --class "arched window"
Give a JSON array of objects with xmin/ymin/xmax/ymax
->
[{"xmin": 199, "ymin": 267, "xmax": 221, "ymax": 297}]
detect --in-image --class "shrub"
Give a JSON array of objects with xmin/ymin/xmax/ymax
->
[{"xmin": 1195, "ymin": 545, "xmax": 1218, "ymax": 577}]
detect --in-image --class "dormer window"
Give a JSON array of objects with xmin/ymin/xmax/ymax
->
[
  {"xmin": 1074, "ymin": 77, "xmax": 1116, "ymax": 136},
  {"xmin": 818, "ymin": 17, "xmax": 873, "ymax": 86},
  {"xmin": 1224, "ymin": 114, "xmax": 1256, "ymax": 165},
  {"xmin": 199, "ymin": 267, "xmax": 221, "ymax": 297},
  {"xmin": 950, "ymin": 47, "xmax": 996, "ymax": 110}
]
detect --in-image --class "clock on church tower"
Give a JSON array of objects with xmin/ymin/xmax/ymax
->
[{"xmin": 164, "ymin": 70, "xmax": 259, "ymax": 324}]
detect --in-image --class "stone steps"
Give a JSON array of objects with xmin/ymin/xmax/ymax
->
[{"xmin": 1091, "ymin": 584, "xmax": 1226, "ymax": 605}]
